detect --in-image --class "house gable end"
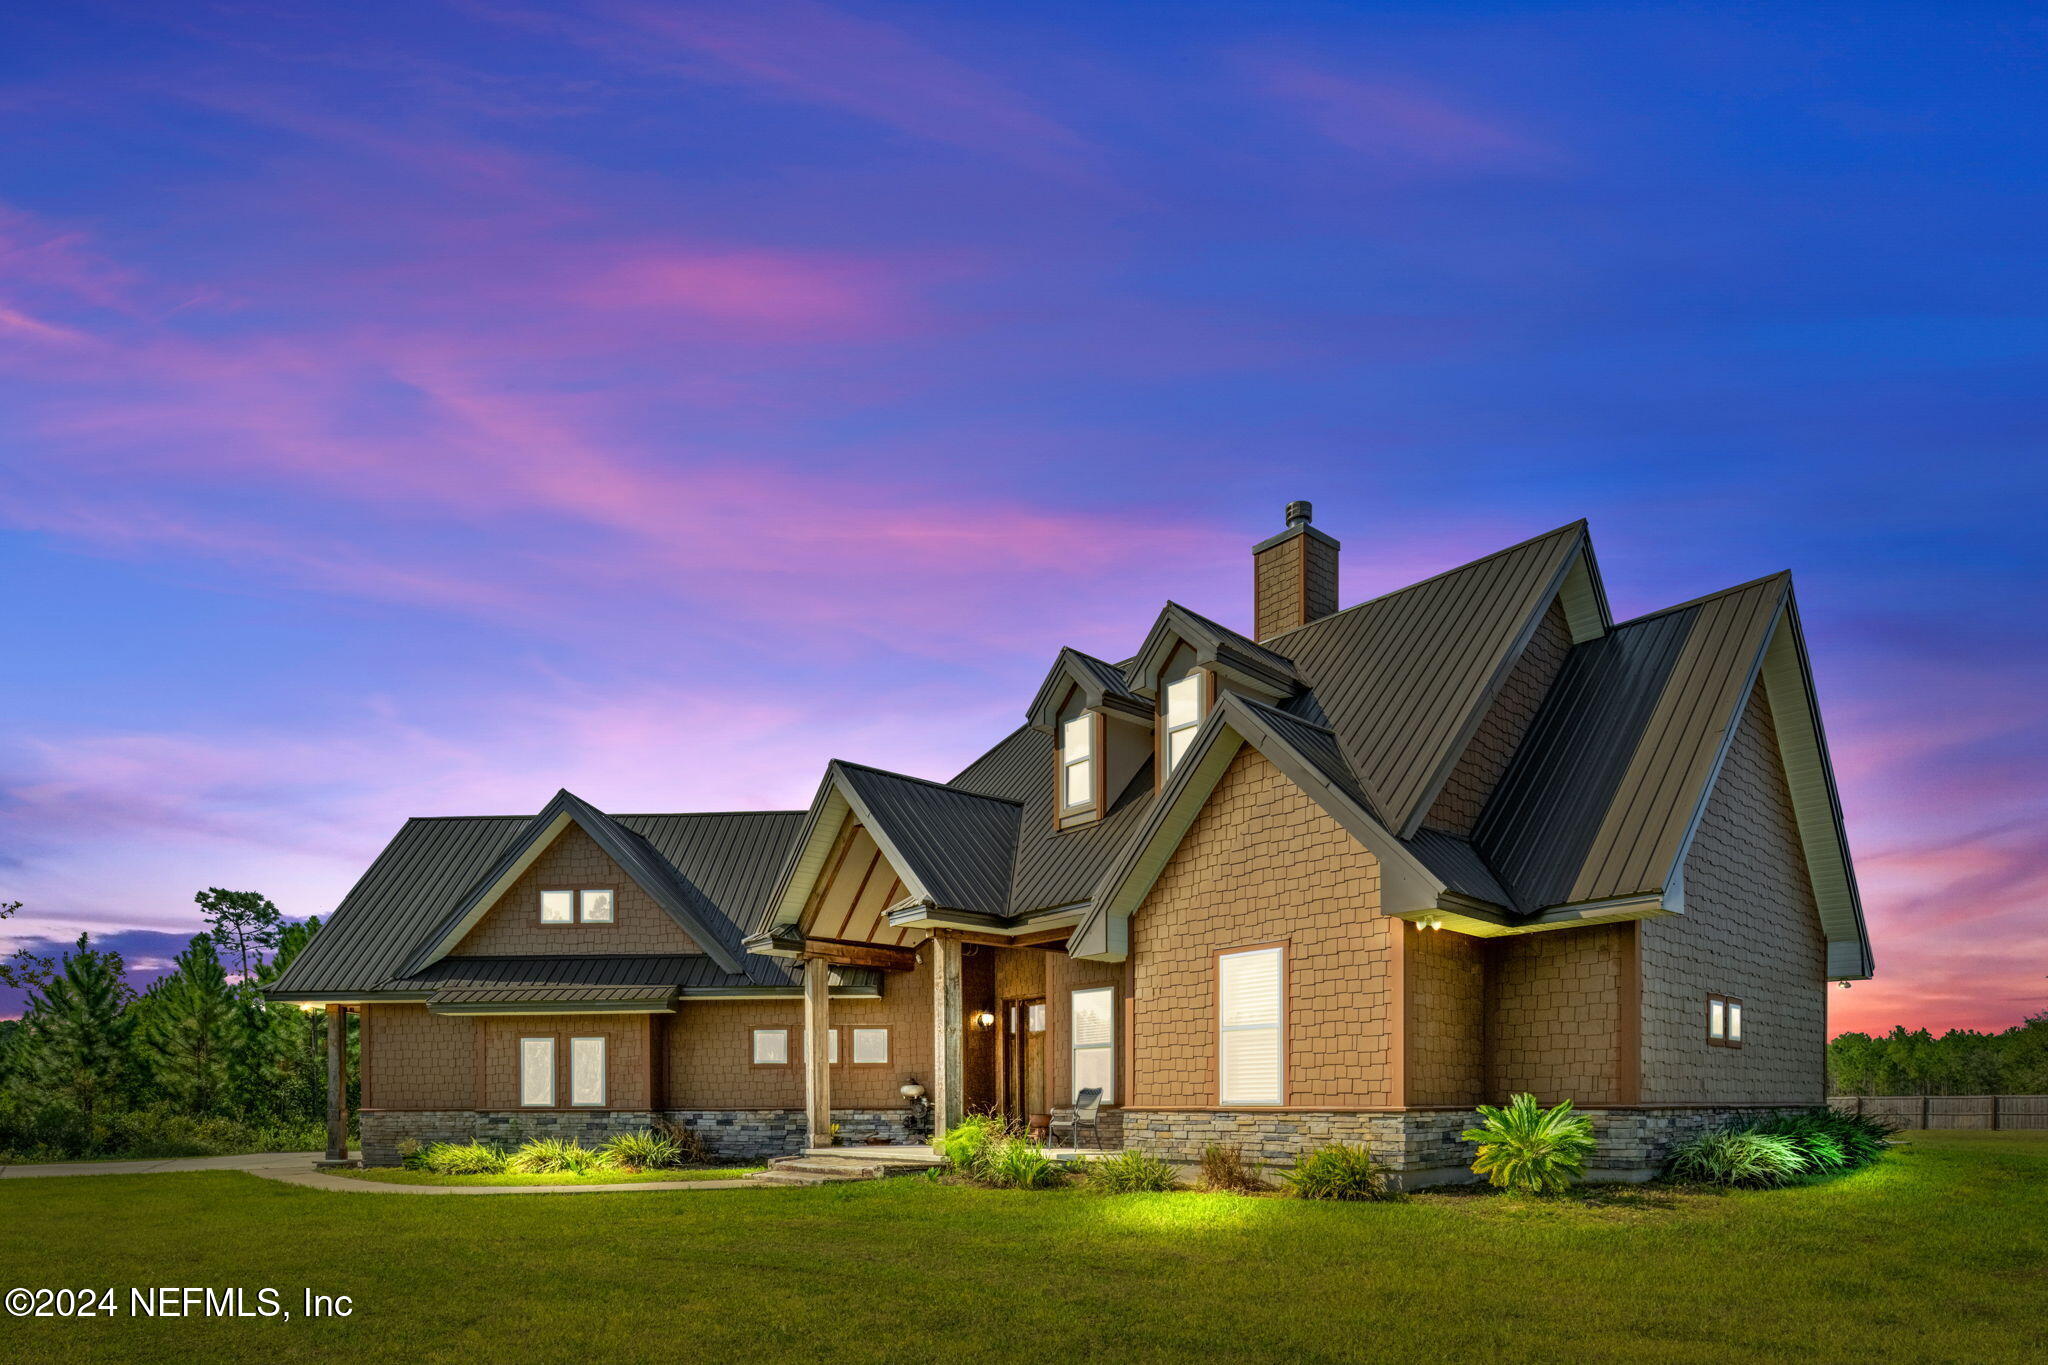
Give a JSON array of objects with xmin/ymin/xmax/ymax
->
[{"xmin": 449, "ymin": 822, "xmax": 703, "ymax": 957}]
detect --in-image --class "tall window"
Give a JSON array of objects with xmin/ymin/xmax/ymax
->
[
  {"xmin": 1708, "ymin": 994, "xmax": 1744, "ymax": 1048},
  {"xmin": 569, "ymin": 1036, "xmax": 606, "ymax": 1106},
  {"xmin": 1071, "ymin": 987, "xmax": 1115, "ymax": 1103},
  {"xmin": 1164, "ymin": 673, "xmax": 1205, "ymax": 773},
  {"xmin": 1061, "ymin": 715, "xmax": 1094, "ymax": 809},
  {"xmin": 519, "ymin": 1037, "xmax": 555, "ymax": 1106},
  {"xmin": 1217, "ymin": 946, "xmax": 1284, "ymax": 1105}
]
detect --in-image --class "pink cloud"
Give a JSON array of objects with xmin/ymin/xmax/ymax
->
[{"xmin": 1249, "ymin": 58, "xmax": 1563, "ymax": 171}]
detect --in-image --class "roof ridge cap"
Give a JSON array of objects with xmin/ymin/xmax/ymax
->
[
  {"xmin": 830, "ymin": 758, "xmax": 1027, "ymax": 805},
  {"xmin": 1612, "ymin": 569, "xmax": 1791, "ymax": 629},
  {"xmin": 1260, "ymin": 520, "xmax": 1589, "ymax": 643}
]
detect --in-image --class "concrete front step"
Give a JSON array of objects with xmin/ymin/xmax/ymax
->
[{"xmin": 747, "ymin": 1149, "xmax": 947, "ymax": 1187}]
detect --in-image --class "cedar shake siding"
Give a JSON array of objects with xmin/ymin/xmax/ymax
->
[
  {"xmin": 1423, "ymin": 598, "xmax": 1575, "ymax": 837},
  {"xmin": 452, "ymin": 823, "xmax": 702, "ymax": 957},
  {"xmin": 1485, "ymin": 922, "xmax": 1632, "ymax": 1104},
  {"xmin": 360, "ymin": 1005, "xmax": 475, "ymax": 1111},
  {"xmin": 1128, "ymin": 747, "xmax": 1396, "ymax": 1108},
  {"xmin": 664, "ymin": 948, "xmax": 935, "ymax": 1109},
  {"xmin": 477, "ymin": 1013, "xmax": 653, "ymax": 1111},
  {"xmin": 1402, "ymin": 927, "xmax": 1486, "ymax": 1106},
  {"xmin": 1638, "ymin": 683, "xmax": 1828, "ymax": 1104},
  {"xmin": 1046, "ymin": 952, "xmax": 1128, "ymax": 1106}
]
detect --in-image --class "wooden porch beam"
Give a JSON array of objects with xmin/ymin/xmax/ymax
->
[
  {"xmin": 803, "ymin": 960, "xmax": 832, "ymax": 1147},
  {"xmin": 931, "ymin": 936, "xmax": 964, "ymax": 1133},
  {"xmin": 324, "ymin": 1004, "xmax": 349, "ymax": 1164},
  {"xmin": 927, "ymin": 925, "xmax": 1074, "ymax": 951},
  {"xmin": 799, "ymin": 937, "xmax": 918, "ymax": 972}
]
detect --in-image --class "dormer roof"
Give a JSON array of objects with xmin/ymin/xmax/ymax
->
[
  {"xmin": 1026, "ymin": 647, "xmax": 1150, "ymax": 731},
  {"xmin": 1126, "ymin": 601, "xmax": 1301, "ymax": 700}
]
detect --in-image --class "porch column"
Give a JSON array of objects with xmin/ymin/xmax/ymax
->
[
  {"xmin": 930, "ymin": 935, "xmax": 965, "ymax": 1132},
  {"xmin": 803, "ymin": 960, "xmax": 833, "ymax": 1147},
  {"xmin": 324, "ymin": 1004, "xmax": 349, "ymax": 1163}
]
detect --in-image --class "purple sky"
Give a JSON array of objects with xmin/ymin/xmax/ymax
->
[{"xmin": 2, "ymin": 2, "xmax": 2044, "ymax": 1033}]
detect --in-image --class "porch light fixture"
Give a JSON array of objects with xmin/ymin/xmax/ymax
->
[
  {"xmin": 899, "ymin": 1081, "xmax": 926, "ymax": 1100},
  {"xmin": 1411, "ymin": 915, "xmax": 1445, "ymax": 932},
  {"xmin": 973, "ymin": 1010, "xmax": 996, "ymax": 1028}
]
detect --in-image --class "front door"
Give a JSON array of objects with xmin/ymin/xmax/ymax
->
[{"xmin": 1002, "ymin": 997, "xmax": 1048, "ymax": 1133}]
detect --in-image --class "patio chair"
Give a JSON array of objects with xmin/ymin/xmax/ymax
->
[{"xmin": 1048, "ymin": 1089, "xmax": 1104, "ymax": 1151}]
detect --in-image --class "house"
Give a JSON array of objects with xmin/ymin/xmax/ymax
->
[{"xmin": 267, "ymin": 505, "xmax": 1873, "ymax": 1183}]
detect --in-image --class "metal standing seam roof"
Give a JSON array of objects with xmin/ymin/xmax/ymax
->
[
  {"xmin": 1271, "ymin": 522, "xmax": 1587, "ymax": 838},
  {"xmin": 404, "ymin": 954, "xmax": 879, "ymax": 1007},
  {"xmin": 825, "ymin": 761, "xmax": 1023, "ymax": 917},
  {"xmin": 268, "ymin": 808, "xmax": 807, "ymax": 998}
]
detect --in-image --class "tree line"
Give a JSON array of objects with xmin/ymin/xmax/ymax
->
[
  {"xmin": 0, "ymin": 891, "xmax": 349, "ymax": 1161},
  {"xmin": 1827, "ymin": 1014, "xmax": 2048, "ymax": 1096}
]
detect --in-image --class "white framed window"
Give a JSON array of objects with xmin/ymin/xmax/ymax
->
[
  {"xmin": 1070, "ymin": 986, "xmax": 1114, "ymax": 1103},
  {"xmin": 1218, "ymin": 946, "xmax": 1284, "ymax": 1105},
  {"xmin": 519, "ymin": 1036, "xmax": 556, "ymax": 1106},
  {"xmin": 752, "ymin": 1027, "xmax": 790, "ymax": 1065},
  {"xmin": 1061, "ymin": 715, "xmax": 1094, "ymax": 809},
  {"xmin": 579, "ymin": 889, "xmax": 614, "ymax": 923},
  {"xmin": 569, "ymin": 1036, "xmax": 606, "ymax": 1107},
  {"xmin": 826, "ymin": 1028, "xmax": 839, "ymax": 1064},
  {"xmin": 539, "ymin": 889, "xmax": 576, "ymax": 924},
  {"xmin": 851, "ymin": 1027, "xmax": 889, "ymax": 1064},
  {"xmin": 1164, "ymin": 673, "xmax": 1204, "ymax": 772}
]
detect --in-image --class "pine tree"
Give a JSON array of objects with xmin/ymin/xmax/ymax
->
[
  {"xmin": 134, "ymin": 935, "xmax": 245, "ymax": 1116},
  {"xmin": 18, "ymin": 934, "xmax": 134, "ymax": 1140},
  {"xmin": 193, "ymin": 888, "xmax": 283, "ymax": 982}
]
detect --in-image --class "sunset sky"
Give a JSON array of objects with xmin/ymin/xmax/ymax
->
[{"xmin": 2, "ymin": 2, "xmax": 2043, "ymax": 1034}]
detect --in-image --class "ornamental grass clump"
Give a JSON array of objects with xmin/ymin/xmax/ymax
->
[
  {"xmin": 980, "ymin": 1135, "xmax": 1066, "ymax": 1190},
  {"xmin": 1081, "ymin": 1149, "xmax": 1179, "ymax": 1193},
  {"xmin": 505, "ymin": 1137, "xmax": 613, "ymax": 1175},
  {"xmin": 1461, "ymin": 1093, "xmax": 1597, "ymax": 1194},
  {"xmin": 936, "ymin": 1113, "xmax": 1010, "ymax": 1176},
  {"xmin": 600, "ymin": 1129, "xmax": 685, "ymax": 1171},
  {"xmin": 402, "ymin": 1141, "xmax": 508, "ymax": 1174},
  {"xmin": 1281, "ymin": 1143, "xmax": 1391, "ymax": 1201},
  {"xmin": 1753, "ymin": 1108, "xmax": 1899, "ymax": 1171},
  {"xmin": 1667, "ymin": 1130, "xmax": 1809, "ymax": 1188}
]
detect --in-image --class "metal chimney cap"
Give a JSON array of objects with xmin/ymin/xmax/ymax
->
[{"xmin": 1285, "ymin": 500, "xmax": 1314, "ymax": 529}]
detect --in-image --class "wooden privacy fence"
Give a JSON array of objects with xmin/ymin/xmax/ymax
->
[{"xmin": 1830, "ymin": 1095, "xmax": 2048, "ymax": 1130}]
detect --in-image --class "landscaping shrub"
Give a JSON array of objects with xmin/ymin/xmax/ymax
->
[
  {"xmin": 1461, "ymin": 1093, "xmax": 1597, "ymax": 1194},
  {"xmin": 1754, "ymin": 1108, "xmax": 1898, "ymax": 1170},
  {"xmin": 1282, "ymin": 1143, "xmax": 1391, "ymax": 1201},
  {"xmin": 980, "ymin": 1135, "xmax": 1066, "ymax": 1189},
  {"xmin": 1667, "ymin": 1130, "xmax": 1809, "ymax": 1188},
  {"xmin": 1197, "ymin": 1143, "xmax": 1268, "ymax": 1193},
  {"xmin": 417, "ymin": 1141, "xmax": 508, "ymax": 1175},
  {"xmin": 504, "ymin": 1137, "xmax": 614, "ymax": 1175},
  {"xmin": 936, "ymin": 1113, "xmax": 1010, "ymax": 1175},
  {"xmin": 649, "ymin": 1116, "xmax": 711, "ymax": 1165},
  {"xmin": 600, "ymin": 1129, "xmax": 684, "ymax": 1171},
  {"xmin": 1081, "ymin": 1149, "xmax": 1178, "ymax": 1193}
]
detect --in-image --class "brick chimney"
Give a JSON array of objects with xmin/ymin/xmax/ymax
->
[{"xmin": 1252, "ymin": 500, "xmax": 1340, "ymax": 640}]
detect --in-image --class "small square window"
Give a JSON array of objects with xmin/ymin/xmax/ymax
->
[
  {"xmin": 752, "ymin": 1028, "xmax": 790, "ymax": 1065},
  {"xmin": 539, "ymin": 890, "xmax": 575, "ymax": 924},
  {"xmin": 579, "ymin": 889, "xmax": 614, "ymax": 923},
  {"xmin": 851, "ymin": 1027, "xmax": 889, "ymax": 1064},
  {"xmin": 1708, "ymin": 994, "xmax": 1744, "ymax": 1048}
]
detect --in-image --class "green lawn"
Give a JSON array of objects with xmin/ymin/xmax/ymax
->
[
  {"xmin": 5, "ymin": 1131, "xmax": 2043, "ymax": 1363},
  {"xmin": 332, "ymin": 1165, "xmax": 761, "ymax": 1186}
]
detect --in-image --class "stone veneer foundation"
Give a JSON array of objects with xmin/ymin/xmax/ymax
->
[
  {"xmin": 1119, "ymin": 1105, "xmax": 1812, "ymax": 1188},
  {"xmin": 360, "ymin": 1107, "xmax": 918, "ymax": 1167}
]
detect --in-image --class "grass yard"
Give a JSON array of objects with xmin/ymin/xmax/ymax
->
[
  {"xmin": 332, "ymin": 1165, "xmax": 761, "ymax": 1186},
  {"xmin": 4, "ymin": 1131, "xmax": 2042, "ymax": 1364}
]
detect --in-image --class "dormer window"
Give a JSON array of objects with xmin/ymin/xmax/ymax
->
[
  {"xmin": 1163, "ymin": 673, "xmax": 1205, "ymax": 772},
  {"xmin": 1061, "ymin": 715, "xmax": 1095, "ymax": 810}
]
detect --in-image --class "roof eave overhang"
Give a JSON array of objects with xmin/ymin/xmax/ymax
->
[
  {"xmin": 1393, "ymin": 893, "xmax": 1673, "ymax": 938},
  {"xmin": 428, "ymin": 999, "xmax": 676, "ymax": 1017}
]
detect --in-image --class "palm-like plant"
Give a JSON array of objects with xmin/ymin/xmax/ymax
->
[{"xmin": 1461, "ymin": 1093, "xmax": 1597, "ymax": 1194}]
